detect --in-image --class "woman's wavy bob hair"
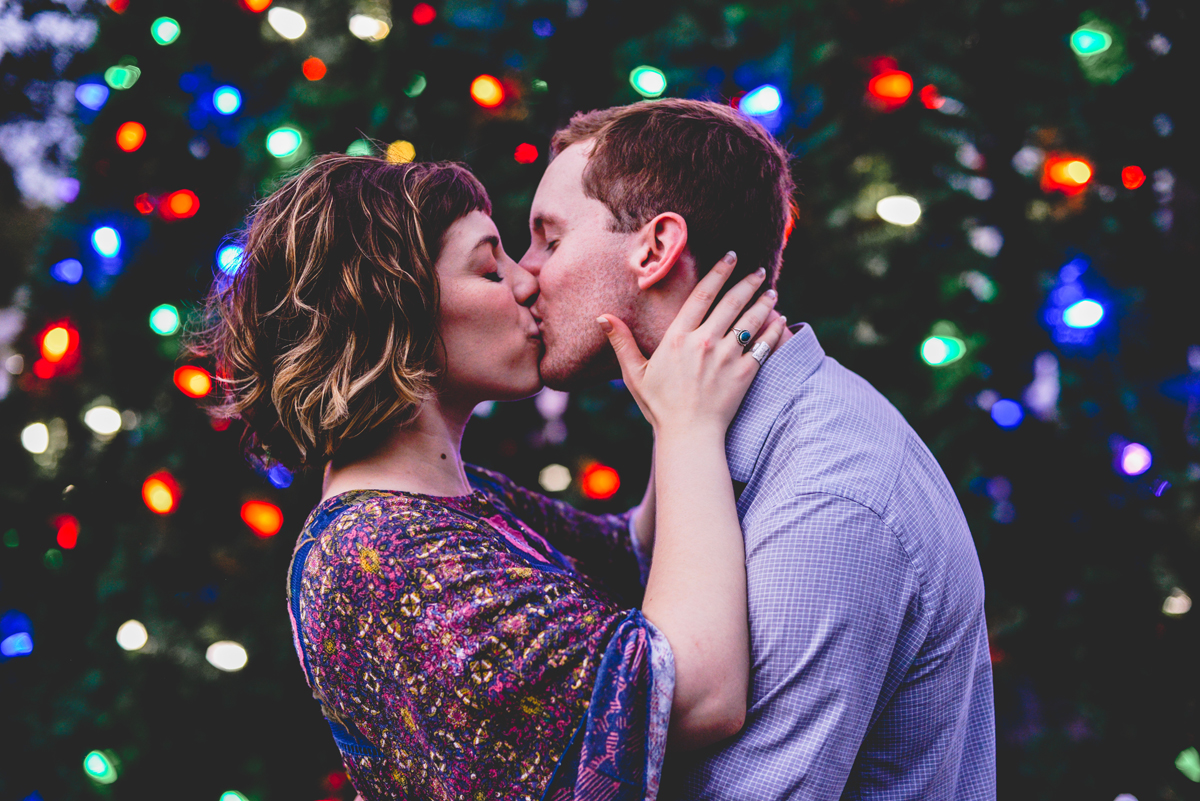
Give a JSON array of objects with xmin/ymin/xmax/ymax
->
[{"xmin": 189, "ymin": 154, "xmax": 491, "ymax": 471}]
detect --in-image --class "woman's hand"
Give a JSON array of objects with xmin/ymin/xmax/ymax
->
[{"xmin": 597, "ymin": 252, "xmax": 786, "ymax": 439}]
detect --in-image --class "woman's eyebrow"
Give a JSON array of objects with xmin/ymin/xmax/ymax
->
[{"xmin": 473, "ymin": 234, "xmax": 500, "ymax": 251}]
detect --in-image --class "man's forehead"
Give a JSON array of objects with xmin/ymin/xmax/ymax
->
[{"xmin": 529, "ymin": 142, "xmax": 596, "ymax": 226}]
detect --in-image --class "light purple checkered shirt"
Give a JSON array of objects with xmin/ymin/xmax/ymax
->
[{"xmin": 659, "ymin": 322, "xmax": 996, "ymax": 801}]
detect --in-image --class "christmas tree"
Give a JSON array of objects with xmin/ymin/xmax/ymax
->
[{"xmin": 1, "ymin": 0, "xmax": 1195, "ymax": 798}]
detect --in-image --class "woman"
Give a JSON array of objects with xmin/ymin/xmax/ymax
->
[{"xmin": 193, "ymin": 154, "xmax": 783, "ymax": 800}]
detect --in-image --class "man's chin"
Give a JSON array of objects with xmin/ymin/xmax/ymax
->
[{"xmin": 538, "ymin": 350, "xmax": 620, "ymax": 391}]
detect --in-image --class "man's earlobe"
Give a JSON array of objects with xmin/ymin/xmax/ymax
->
[{"xmin": 635, "ymin": 212, "xmax": 689, "ymax": 290}]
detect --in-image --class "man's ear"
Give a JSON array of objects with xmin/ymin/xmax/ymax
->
[{"xmin": 630, "ymin": 212, "xmax": 690, "ymax": 290}]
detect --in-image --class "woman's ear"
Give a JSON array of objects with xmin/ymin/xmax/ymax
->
[{"xmin": 630, "ymin": 212, "xmax": 689, "ymax": 290}]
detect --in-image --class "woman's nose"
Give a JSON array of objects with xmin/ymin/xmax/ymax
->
[{"xmin": 505, "ymin": 257, "xmax": 540, "ymax": 308}]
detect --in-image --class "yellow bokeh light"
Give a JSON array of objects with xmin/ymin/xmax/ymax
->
[
  {"xmin": 387, "ymin": 140, "xmax": 416, "ymax": 163},
  {"xmin": 1064, "ymin": 160, "xmax": 1091, "ymax": 184},
  {"xmin": 42, "ymin": 327, "xmax": 70, "ymax": 360}
]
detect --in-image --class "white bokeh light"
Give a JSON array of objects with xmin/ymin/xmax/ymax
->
[
  {"xmin": 206, "ymin": 640, "xmax": 248, "ymax": 671},
  {"xmin": 267, "ymin": 7, "xmax": 306, "ymax": 39},
  {"xmin": 21, "ymin": 422, "xmax": 49, "ymax": 454},
  {"xmin": 116, "ymin": 619, "xmax": 148, "ymax": 651},
  {"xmin": 84, "ymin": 405, "xmax": 122, "ymax": 435},
  {"xmin": 876, "ymin": 195, "xmax": 921, "ymax": 226}
]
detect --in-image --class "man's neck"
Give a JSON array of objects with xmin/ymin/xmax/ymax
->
[{"xmin": 321, "ymin": 397, "xmax": 475, "ymax": 502}]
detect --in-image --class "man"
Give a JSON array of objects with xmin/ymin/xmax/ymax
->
[{"xmin": 519, "ymin": 98, "xmax": 996, "ymax": 800}]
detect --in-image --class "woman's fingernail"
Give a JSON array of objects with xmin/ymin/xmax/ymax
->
[
  {"xmin": 765, "ymin": 288, "xmax": 778, "ymax": 299},
  {"xmin": 755, "ymin": 267, "xmax": 767, "ymax": 278},
  {"xmin": 596, "ymin": 316, "xmax": 613, "ymax": 333},
  {"xmin": 779, "ymin": 315, "xmax": 788, "ymax": 326},
  {"xmin": 724, "ymin": 251, "xmax": 737, "ymax": 263}
]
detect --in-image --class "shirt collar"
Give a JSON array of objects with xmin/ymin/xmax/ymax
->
[{"xmin": 726, "ymin": 322, "xmax": 825, "ymax": 483}]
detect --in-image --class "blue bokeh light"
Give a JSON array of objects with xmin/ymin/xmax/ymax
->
[
  {"xmin": 213, "ymin": 85, "xmax": 242, "ymax": 115},
  {"xmin": 51, "ymin": 258, "xmax": 83, "ymax": 284},
  {"xmin": 217, "ymin": 243, "xmax": 244, "ymax": 275},
  {"xmin": 91, "ymin": 226, "xmax": 121, "ymax": 257},
  {"xmin": 75, "ymin": 83, "xmax": 109, "ymax": 110},
  {"xmin": 1063, "ymin": 299, "xmax": 1104, "ymax": 328},
  {"xmin": 532, "ymin": 18, "xmax": 554, "ymax": 37},
  {"xmin": 1, "ymin": 632, "xmax": 33, "ymax": 658},
  {"xmin": 268, "ymin": 464, "xmax": 294, "ymax": 489},
  {"xmin": 740, "ymin": 84, "xmax": 783, "ymax": 116},
  {"xmin": 0, "ymin": 609, "xmax": 33, "ymax": 662},
  {"xmin": 990, "ymin": 399, "xmax": 1024, "ymax": 429}
]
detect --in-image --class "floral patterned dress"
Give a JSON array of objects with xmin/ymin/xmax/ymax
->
[{"xmin": 286, "ymin": 465, "xmax": 674, "ymax": 801}]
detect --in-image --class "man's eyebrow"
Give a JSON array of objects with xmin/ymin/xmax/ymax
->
[{"xmin": 531, "ymin": 214, "xmax": 563, "ymax": 232}]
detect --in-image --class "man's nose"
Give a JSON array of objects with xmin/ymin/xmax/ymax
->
[{"xmin": 507, "ymin": 259, "xmax": 540, "ymax": 309}]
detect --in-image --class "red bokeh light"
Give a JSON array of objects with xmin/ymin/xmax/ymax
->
[
  {"xmin": 302, "ymin": 57, "xmax": 326, "ymax": 81},
  {"xmin": 106, "ymin": 0, "xmax": 129, "ymax": 12},
  {"xmin": 116, "ymin": 121, "xmax": 146, "ymax": 152},
  {"xmin": 134, "ymin": 193, "xmax": 155, "ymax": 215},
  {"xmin": 919, "ymin": 84, "xmax": 945, "ymax": 109},
  {"xmin": 470, "ymin": 75, "xmax": 505, "ymax": 108},
  {"xmin": 1041, "ymin": 154, "xmax": 1093, "ymax": 195},
  {"xmin": 33, "ymin": 359, "xmax": 55, "ymax": 379},
  {"xmin": 581, "ymin": 463, "xmax": 620, "ymax": 500},
  {"xmin": 514, "ymin": 143, "xmax": 538, "ymax": 164},
  {"xmin": 412, "ymin": 3, "xmax": 436, "ymax": 25},
  {"xmin": 240, "ymin": 0, "xmax": 272, "ymax": 11},
  {"xmin": 174, "ymin": 366, "xmax": 212, "ymax": 398},
  {"xmin": 1121, "ymin": 165, "xmax": 1146, "ymax": 190},
  {"xmin": 160, "ymin": 189, "xmax": 199, "ymax": 220},
  {"xmin": 868, "ymin": 70, "xmax": 913, "ymax": 107},
  {"xmin": 241, "ymin": 501, "xmax": 284, "ymax": 537},
  {"xmin": 55, "ymin": 515, "xmax": 80, "ymax": 549},
  {"xmin": 143, "ymin": 471, "xmax": 180, "ymax": 514}
]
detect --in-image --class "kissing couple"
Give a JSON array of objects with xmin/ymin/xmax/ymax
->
[{"xmin": 195, "ymin": 98, "xmax": 995, "ymax": 800}]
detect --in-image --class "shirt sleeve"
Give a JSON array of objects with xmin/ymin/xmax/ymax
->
[
  {"xmin": 467, "ymin": 465, "xmax": 648, "ymax": 602},
  {"xmin": 665, "ymin": 491, "xmax": 923, "ymax": 799},
  {"xmin": 297, "ymin": 494, "xmax": 674, "ymax": 801}
]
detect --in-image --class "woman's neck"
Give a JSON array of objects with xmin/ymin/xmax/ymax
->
[{"xmin": 320, "ymin": 397, "xmax": 475, "ymax": 502}]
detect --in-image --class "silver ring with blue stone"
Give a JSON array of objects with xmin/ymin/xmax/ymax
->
[{"xmin": 731, "ymin": 328, "xmax": 753, "ymax": 346}]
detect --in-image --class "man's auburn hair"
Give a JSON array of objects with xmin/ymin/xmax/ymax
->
[{"xmin": 550, "ymin": 98, "xmax": 795, "ymax": 288}]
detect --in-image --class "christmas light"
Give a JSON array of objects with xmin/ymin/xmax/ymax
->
[
  {"xmin": 206, "ymin": 640, "xmax": 248, "ymax": 671},
  {"xmin": 538, "ymin": 464, "xmax": 572, "ymax": 492},
  {"xmin": 135, "ymin": 193, "xmax": 155, "ymax": 214},
  {"xmin": 1121, "ymin": 165, "xmax": 1146, "ymax": 189},
  {"xmin": 83, "ymin": 751, "xmax": 118, "ymax": 784},
  {"xmin": 1062, "ymin": 299, "xmax": 1104, "ymax": 328},
  {"xmin": 76, "ymin": 83, "xmax": 109, "ymax": 110},
  {"xmin": 106, "ymin": 0, "xmax": 128, "ymax": 11},
  {"xmin": 919, "ymin": 84, "xmax": 944, "ymax": 109},
  {"xmin": 629, "ymin": 66, "xmax": 667, "ymax": 98},
  {"xmin": 104, "ymin": 65, "xmax": 141, "ymax": 91},
  {"xmin": 349, "ymin": 14, "xmax": 390, "ymax": 41},
  {"xmin": 115, "ymin": 121, "xmax": 146, "ymax": 152},
  {"xmin": 268, "ymin": 464, "xmax": 294, "ymax": 488},
  {"xmin": 21, "ymin": 423, "xmax": 49, "ymax": 454},
  {"xmin": 1, "ymin": 631, "xmax": 33, "ymax": 658},
  {"xmin": 1118, "ymin": 443, "xmax": 1151, "ymax": 476},
  {"xmin": 55, "ymin": 515, "xmax": 79, "ymax": 549},
  {"xmin": 990, "ymin": 399, "xmax": 1024, "ymax": 429},
  {"xmin": 142, "ymin": 472, "xmax": 180, "ymax": 514},
  {"xmin": 387, "ymin": 140, "xmax": 416, "ymax": 163},
  {"xmin": 514, "ymin": 143, "xmax": 538, "ymax": 164},
  {"xmin": 241, "ymin": 0, "xmax": 272, "ymax": 11},
  {"xmin": 346, "ymin": 139, "xmax": 373, "ymax": 156},
  {"xmin": 267, "ymin": 7, "xmax": 306, "ymax": 39},
  {"xmin": 470, "ymin": 75, "xmax": 504, "ymax": 108},
  {"xmin": 301, "ymin": 57, "xmax": 326, "ymax": 81},
  {"xmin": 174, "ymin": 366, "xmax": 212, "ymax": 398},
  {"xmin": 241, "ymin": 501, "xmax": 284, "ymax": 537},
  {"xmin": 84, "ymin": 405, "xmax": 122, "ymax": 435},
  {"xmin": 266, "ymin": 127, "xmax": 302, "ymax": 158},
  {"xmin": 1070, "ymin": 27, "xmax": 1112, "ymax": 56},
  {"xmin": 217, "ymin": 243, "xmax": 245, "ymax": 275},
  {"xmin": 581, "ymin": 463, "xmax": 620, "ymax": 500},
  {"xmin": 41, "ymin": 323, "xmax": 78, "ymax": 363},
  {"xmin": 116, "ymin": 619, "xmax": 148, "ymax": 650},
  {"xmin": 1, "ymin": 610, "xmax": 34, "ymax": 661},
  {"xmin": 403, "ymin": 73, "xmax": 427, "ymax": 97},
  {"xmin": 51, "ymin": 258, "xmax": 83, "ymax": 284},
  {"xmin": 1041, "ymin": 155, "xmax": 1093, "ymax": 194},
  {"xmin": 532, "ymin": 18, "xmax": 554, "ymax": 37},
  {"xmin": 92, "ymin": 226, "xmax": 121, "ymax": 257},
  {"xmin": 876, "ymin": 195, "xmax": 921, "ymax": 225},
  {"xmin": 1163, "ymin": 588, "xmax": 1191, "ymax": 616},
  {"xmin": 739, "ymin": 84, "xmax": 782, "ymax": 116},
  {"xmin": 213, "ymin": 86, "xmax": 242, "ymax": 115},
  {"xmin": 220, "ymin": 792, "xmax": 249, "ymax": 801},
  {"xmin": 150, "ymin": 17, "xmax": 180, "ymax": 45},
  {"xmin": 412, "ymin": 3, "xmax": 436, "ymax": 25},
  {"xmin": 1176, "ymin": 748, "xmax": 1200, "ymax": 783},
  {"xmin": 868, "ymin": 70, "xmax": 913, "ymax": 106},
  {"xmin": 149, "ymin": 304, "xmax": 180, "ymax": 335},
  {"xmin": 161, "ymin": 189, "xmax": 199, "ymax": 220},
  {"xmin": 920, "ymin": 336, "xmax": 966, "ymax": 366}
]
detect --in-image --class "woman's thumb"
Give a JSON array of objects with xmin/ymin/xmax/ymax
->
[{"xmin": 597, "ymin": 315, "xmax": 647, "ymax": 376}]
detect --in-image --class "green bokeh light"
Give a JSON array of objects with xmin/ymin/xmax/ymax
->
[
  {"xmin": 220, "ymin": 792, "xmax": 249, "ymax": 801},
  {"xmin": 629, "ymin": 66, "xmax": 666, "ymax": 98},
  {"xmin": 151, "ymin": 17, "xmax": 180, "ymax": 45},
  {"xmin": 266, "ymin": 127, "xmax": 302, "ymax": 158},
  {"xmin": 1178, "ymin": 747, "xmax": 1200, "ymax": 782},
  {"xmin": 149, "ymin": 304, "xmax": 180, "ymax": 336},
  {"xmin": 346, "ymin": 139, "xmax": 373, "ymax": 156},
  {"xmin": 104, "ymin": 65, "xmax": 141, "ymax": 90},
  {"xmin": 920, "ymin": 336, "xmax": 966, "ymax": 366},
  {"xmin": 403, "ymin": 72, "xmax": 427, "ymax": 98},
  {"xmin": 83, "ymin": 750, "xmax": 118, "ymax": 784},
  {"xmin": 1070, "ymin": 28, "xmax": 1112, "ymax": 56}
]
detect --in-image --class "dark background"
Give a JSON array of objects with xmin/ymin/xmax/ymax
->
[{"xmin": 0, "ymin": 0, "xmax": 1196, "ymax": 798}]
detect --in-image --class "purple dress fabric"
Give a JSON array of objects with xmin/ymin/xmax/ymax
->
[{"xmin": 286, "ymin": 465, "xmax": 674, "ymax": 801}]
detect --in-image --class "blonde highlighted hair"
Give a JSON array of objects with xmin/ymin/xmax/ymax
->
[{"xmin": 189, "ymin": 154, "xmax": 491, "ymax": 470}]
